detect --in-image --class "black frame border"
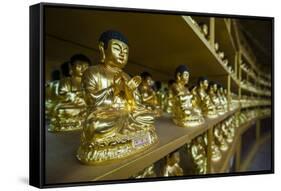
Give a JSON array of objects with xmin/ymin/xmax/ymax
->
[{"xmin": 29, "ymin": 2, "xmax": 275, "ymax": 188}]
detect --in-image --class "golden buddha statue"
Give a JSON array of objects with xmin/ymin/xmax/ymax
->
[
  {"xmin": 208, "ymin": 82, "xmax": 225, "ymax": 115},
  {"xmin": 154, "ymin": 81, "xmax": 166, "ymax": 111},
  {"xmin": 171, "ymin": 65, "xmax": 204, "ymax": 127},
  {"xmin": 76, "ymin": 30, "xmax": 158, "ymax": 165},
  {"xmin": 163, "ymin": 151, "xmax": 184, "ymax": 177},
  {"xmin": 217, "ymin": 84, "xmax": 228, "ymax": 111},
  {"xmin": 164, "ymin": 80, "xmax": 175, "ymax": 114},
  {"xmin": 188, "ymin": 135, "xmax": 207, "ymax": 174},
  {"xmin": 222, "ymin": 117, "xmax": 235, "ymax": 143},
  {"xmin": 196, "ymin": 77, "xmax": 217, "ymax": 118},
  {"xmin": 133, "ymin": 164, "xmax": 156, "ymax": 179},
  {"xmin": 190, "ymin": 86, "xmax": 203, "ymax": 116},
  {"xmin": 203, "ymin": 132, "xmax": 222, "ymax": 162},
  {"xmin": 199, "ymin": 22, "xmax": 209, "ymax": 40},
  {"xmin": 48, "ymin": 55, "xmax": 90, "ymax": 132},
  {"xmin": 45, "ymin": 69, "xmax": 61, "ymax": 120},
  {"xmin": 139, "ymin": 72, "xmax": 161, "ymax": 117},
  {"xmin": 213, "ymin": 125, "xmax": 229, "ymax": 151}
]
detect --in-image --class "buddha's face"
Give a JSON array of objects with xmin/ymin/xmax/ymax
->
[
  {"xmin": 202, "ymin": 80, "xmax": 208, "ymax": 90},
  {"xmin": 104, "ymin": 39, "xmax": 129, "ymax": 69},
  {"xmin": 169, "ymin": 152, "xmax": 180, "ymax": 165},
  {"xmin": 197, "ymin": 136, "xmax": 203, "ymax": 143},
  {"xmin": 145, "ymin": 76, "xmax": 154, "ymax": 87},
  {"xmin": 213, "ymin": 84, "xmax": 218, "ymax": 91},
  {"xmin": 71, "ymin": 61, "xmax": 89, "ymax": 77},
  {"xmin": 177, "ymin": 71, "xmax": 189, "ymax": 85}
]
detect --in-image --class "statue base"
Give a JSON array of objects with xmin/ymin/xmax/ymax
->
[
  {"xmin": 173, "ymin": 116, "xmax": 205, "ymax": 128},
  {"xmin": 48, "ymin": 119, "xmax": 84, "ymax": 132},
  {"xmin": 76, "ymin": 129, "xmax": 158, "ymax": 165}
]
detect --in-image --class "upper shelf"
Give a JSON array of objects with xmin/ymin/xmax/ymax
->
[
  {"xmin": 214, "ymin": 18, "xmax": 237, "ymax": 64},
  {"xmin": 46, "ymin": 8, "xmax": 231, "ymax": 82},
  {"xmin": 232, "ymin": 20, "xmax": 271, "ymax": 80}
]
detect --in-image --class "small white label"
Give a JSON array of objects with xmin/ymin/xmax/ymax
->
[{"xmin": 132, "ymin": 133, "xmax": 151, "ymax": 148}]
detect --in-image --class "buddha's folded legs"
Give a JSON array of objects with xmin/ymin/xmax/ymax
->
[
  {"xmin": 82, "ymin": 107, "xmax": 128, "ymax": 141},
  {"xmin": 77, "ymin": 107, "xmax": 158, "ymax": 165}
]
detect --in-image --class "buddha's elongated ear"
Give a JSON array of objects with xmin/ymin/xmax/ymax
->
[{"xmin": 98, "ymin": 42, "xmax": 105, "ymax": 63}]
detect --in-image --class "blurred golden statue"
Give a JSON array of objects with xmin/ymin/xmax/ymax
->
[
  {"xmin": 214, "ymin": 125, "xmax": 229, "ymax": 151},
  {"xmin": 217, "ymin": 84, "xmax": 229, "ymax": 111},
  {"xmin": 48, "ymin": 55, "xmax": 90, "ymax": 132},
  {"xmin": 171, "ymin": 65, "xmax": 204, "ymax": 127},
  {"xmin": 139, "ymin": 72, "xmax": 161, "ymax": 117},
  {"xmin": 154, "ymin": 81, "xmax": 166, "ymax": 111},
  {"xmin": 203, "ymin": 133, "xmax": 222, "ymax": 162},
  {"xmin": 163, "ymin": 151, "xmax": 183, "ymax": 177},
  {"xmin": 222, "ymin": 117, "xmax": 235, "ymax": 143},
  {"xmin": 208, "ymin": 82, "xmax": 225, "ymax": 115},
  {"xmin": 190, "ymin": 86, "xmax": 203, "ymax": 116},
  {"xmin": 164, "ymin": 80, "xmax": 175, "ymax": 114},
  {"xmin": 196, "ymin": 77, "xmax": 217, "ymax": 118},
  {"xmin": 45, "ymin": 70, "xmax": 61, "ymax": 120},
  {"xmin": 188, "ymin": 135, "xmax": 207, "ymax": 174},
  {"xmin": 77, "ymin": 30, "xmax": 158, "ymax": 165},
  {"xmin": 133, "ymin": 164, "xmax": 156, "ymax": 179}
]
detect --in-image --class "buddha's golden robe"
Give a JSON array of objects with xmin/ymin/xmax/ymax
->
[
  {"xmin": 209, "ymin": 89, "xmax": 225, "ymax": 115},
  {"xmin": 139, "ymin": 83, "xmax": 161, "ymax": 117},
  {"xmin": 171, "ymin": 83, "xmax": 204, "ymax": 127},
  {"xmin": 197, "ymin": 87, "xmax": 217, "ymax": 118},
  {"xmin": 189, "ymin": 137, "xmax": 207, "ymax": 174},
  {"xmin": 214, "ymin": 126, "xmax": 229, "ymax": 151},
  {"xmin": 77, "ymin": 64, "xmax": 158, "ymax": 164},
  {"xmin": 45, "ymin": 80, "xmax": 60, "ymax": 120}
]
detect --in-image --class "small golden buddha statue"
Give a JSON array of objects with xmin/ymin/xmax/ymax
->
[
  {"xmin": 188, "ymin": 135, "xmax": 207, "ymax": 174},
  {"xmin": 221, "ymin": 121, "xmax": 232, "ymax": 143},
  {"xmin": 154, "ymin": 81, "xmax": 166, "ymax": 111},
  {"xmin": 77, "ymin": 30, "xmax": 158, "ymax": 165},
  {"xmin": 48, "ymin": 54, "xmax": 90, "ymax": 132},
  {"xmin": 218, "ymin": 51, "xmax": 225, "ymax": 60},
  {"xmin": 199, "ymin": 22, "xmax": 209, "ymax": 40},
  {"xmin": 45, "ymin": 69, "xmax": 61, "ymax": 120},
  {"xmin": 190, "ymin": 86, "xmax": 203, "ymax": 116},
  {"xmin": 196, "ymin": 77, "xmax": 217, "ymax": 118},
  {"xmin": 203, "ymin": 132, "xmax": 222, "ymax": 162},
  {"xmin": 208, "ymin": 82, "xmax": 225, "ymax": 115},
  {"xmin": 213, "ymin": 125, "xmax": 229, "ymax": 151},
  {"xmin": 214, "ymin": 42, "xmax": 219, "ymax": 52},
  {"xmin": 133, "ymin": 164, "xmax": 156, "ymax": 179},
  {"xmin": 171, "ymin": 65, "xmax": 204, "ymax": 127},
  {"xmin": 139, "ymin": 72, "xmax": 161, "ymax": 117},
  {"xmin": 222, "ymin": 118, "xmax": 235, "ymax": 143},
  {"xmin": 163, "ymin": 151, "xmax": 184, "ymax": 177},
  {"xmin": 217, "ymin": 84, "xmax": 228, "ymax": 111},
  {"xmin": 164, "ymin": 80, "xmax": 176, "ymax": 114}
]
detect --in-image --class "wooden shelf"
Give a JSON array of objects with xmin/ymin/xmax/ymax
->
[
  {"xmin": 210, "ymin": 114, "xmax": 271, "ymax": 173},
  {"xmin": 240, "ymin": 67, "xmax": 271, "ymax": 90},
  {"xmin": 46, "ymin": 108, "xmax": 239, "ymax": 184}
]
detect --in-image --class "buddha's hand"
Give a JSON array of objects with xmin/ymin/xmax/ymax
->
[
  {"xmin": 113, "ymin": 72, "xmax": 126, "ymax": 96},
  {"xmin": 127, "ymin": 76, "xmax": 142, "ymax": 91}
]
